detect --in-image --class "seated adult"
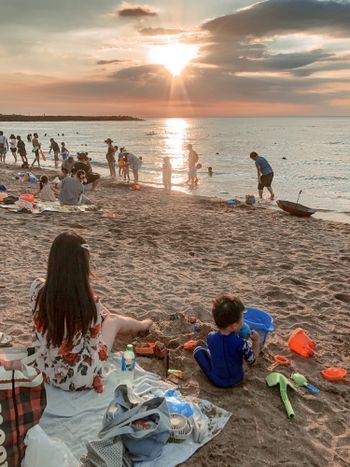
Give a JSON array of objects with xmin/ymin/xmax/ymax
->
[
  {"xmin": 30, "ymin": 232, "xmax": 153, "ymax": 392},
  {"xmin": 61, "ymin": 156, "xmax": 75, "ymax": 174},
  {"xmin": 72, "ymin": 153, "xmax": 100, "ymax": 190},
  {"xmin": 59, "ymin": 169, "xmax": 91, "ymax": 205}
]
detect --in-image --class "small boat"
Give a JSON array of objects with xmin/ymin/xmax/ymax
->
[{"xmin": 277, "ymin": 200, "xmax": 316, "ymax": 217}]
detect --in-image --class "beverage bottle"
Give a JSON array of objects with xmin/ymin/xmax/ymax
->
[{"xmin": 121, "ymin": 344, "xmax": 135, "ymax": 386}]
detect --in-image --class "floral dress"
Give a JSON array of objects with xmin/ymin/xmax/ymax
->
[{"xmin": 30, "ymin": 278, "xmax": 109, "ymax": 393}]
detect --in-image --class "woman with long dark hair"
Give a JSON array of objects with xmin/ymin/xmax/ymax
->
[{"xmin": 30, "ymin": 232, "xmax": 152, "ymax": 392}]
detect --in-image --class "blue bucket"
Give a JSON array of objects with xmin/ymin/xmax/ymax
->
[{"xmin": 244, "ymin": 307, "xmax": 274, "ymax": 346}]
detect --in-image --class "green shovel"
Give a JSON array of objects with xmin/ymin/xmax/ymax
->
[{"xmin": 266, "ymin": 372, "xmax": 296, "ymax": 418}]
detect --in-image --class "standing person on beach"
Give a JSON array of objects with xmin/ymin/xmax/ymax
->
[
  {"xmin": 31, "ymin": 133, "xmax": 41, "ymax": 168},
  {"xmin": 0, "ymin": 131, "xmax": 9, "ymax": 163},
  {"xmin": 124, "ymin": 151, "xmax": 141, "ymax": 183},
  {"xmin": 49, "ymin": 138, "xmax": 60, "ymax": 168},
  {"xmin": 60, "ymin": 142, "xmax": 69, "ymax": 161},
  {"xmin": 186, "ymin": 144, "xmax": 199, "ymax": 188},
  {"xmin": 30, "ymin": 231, "xmax": 153, "ymax": 392},
  {"xmin": 105, "ymin": 138, "xmax": 116, "ymax": 177},
  {"xmin": 162, "ymin": 157, "xmax": 172, "ymax": 192},
  {"xmin": 9, "ymin": 134, "xmax": 17, "ymax": 163},
  {"xmin": 250, "ymin": 151, "xmax": 275, "ymax": 200},
  {"xmin": 17, "ymin": 136, "xmax": 28, "ymax": 167}
]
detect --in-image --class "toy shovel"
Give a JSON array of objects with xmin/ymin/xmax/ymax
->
[
  {"xmin": 266, "ymin": 372, "xmax": 296, "ymax": 418},
  {"xmin": 291, "ymin": 373, "xmax": 320, "ymax": 393}
]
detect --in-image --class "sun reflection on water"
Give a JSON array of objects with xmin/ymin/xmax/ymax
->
[{"xmin": 164, "ymin": 118, "xmax": 188, "ymax": 170}]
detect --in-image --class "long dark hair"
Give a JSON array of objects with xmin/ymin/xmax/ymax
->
[{"xmin": 34, "ymin": 232, "xmax": 97, "ymax": 347}]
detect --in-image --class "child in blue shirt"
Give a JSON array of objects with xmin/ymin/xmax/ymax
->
[{"xmin": 194, "ymin": 294, "xmax": 260, "ymax": 387}]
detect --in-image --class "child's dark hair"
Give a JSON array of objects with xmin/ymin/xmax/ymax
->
[
  {"xmin": 40, "ymin": 175, "xmax": 49, "ymax": 190},
  {"xmin": 212, "ymin": 294, "xmax": 245, "ymax": 329}
]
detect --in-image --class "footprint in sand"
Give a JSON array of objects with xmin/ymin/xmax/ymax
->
[{"xmin": 334, "ymin": 293, "xmax": 350, "ymax": 303}]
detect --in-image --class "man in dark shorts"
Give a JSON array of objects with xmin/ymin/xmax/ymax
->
[
  {"xmin": 49, "ymin": 138, "xmax": 60, "ymax": 168},
  {"xmin": 250, "ymin": 151, "xmax": 274, "ymax": 200}
]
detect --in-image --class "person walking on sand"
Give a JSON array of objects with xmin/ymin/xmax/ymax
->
[
  {"xmin": 49, "ymin": 138, "xmax": 60, "ymax": 168},
  {"xmin": 0, "ymin": 131, "xmax": 9, "ymax": 163},
  {"xmin": 31, "ymin": 133, "xmax": 41, "ymax": 168},
  {"xmin": 186, "ymin": 143, "xmax": 199, "ymax": 188},
  {"xmin": 17, "ymin": 136, "xmax": 29, "ymax": 167},
  {"xmin": 162, "ymin": 157, "xmax": 172, "ymax": 192},
  {"xmin": 250, "ymin": 151, "xmax": 274, "ymax": 200},
  {"xmin": 105, "ymin": 138, "xmax": 116, "ymax": 177}
]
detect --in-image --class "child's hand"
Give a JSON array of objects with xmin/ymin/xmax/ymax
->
[{"xmin": 251, "ymin": 330, "xmax": 260, "ymax": 342}]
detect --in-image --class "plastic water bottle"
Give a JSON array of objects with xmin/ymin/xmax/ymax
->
[{"xmin": 121, "ymin": 344, "xmax": 135, "ymax": 386}]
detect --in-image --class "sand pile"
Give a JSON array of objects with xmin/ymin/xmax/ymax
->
[{"xmin": 0, "ymin": 165, "xmax": 349, "ymax": 467}]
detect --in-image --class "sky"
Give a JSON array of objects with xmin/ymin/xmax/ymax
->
[{"xmin": 0, "ymin": 0, "xmax": 350, "ymax": 117}]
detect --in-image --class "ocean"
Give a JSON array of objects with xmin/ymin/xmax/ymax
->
[{"xmin": 1, "ymin": 117, "xmax": 349, "ymax": 222}]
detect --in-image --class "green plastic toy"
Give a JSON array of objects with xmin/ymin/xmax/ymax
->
[
  {"xmin": 266, "ymin": 372, "xmax": 296, "ymax": 418},
  {"xmin": 291, "ymin": 373, "xmax": 320, "ymax": 393}
]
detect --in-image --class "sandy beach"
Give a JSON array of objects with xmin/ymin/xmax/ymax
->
[{"xmin": 1, "ymin": 165, "xmax": 349, "ymax": 467}]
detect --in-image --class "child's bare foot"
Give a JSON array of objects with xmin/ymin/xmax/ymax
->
[
  {"xmin": 137, "ymin": 319, "xmax": 153, "ymax": 337},
  {"xmin": 270, "ymin": 194, "xmax": 275, "ymax": 200}
]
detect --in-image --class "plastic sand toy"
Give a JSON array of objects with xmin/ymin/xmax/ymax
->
[
  {"xmin": 291, "ymin": 373, "xmax": 320, "ymax": 393},
  {"xmin": 288, "ymin": 328, "xmax": 316, "ymax": 357},
  {"xmin": 266, "ymin": 372, "xmax": 296, "ymax": 418},
  {"xmin": 321, "ymin": 368, "xmax": 347, "ymax": 382}
]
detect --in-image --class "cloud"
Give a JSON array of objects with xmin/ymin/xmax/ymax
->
[
  {"xmin": 138, "ymin": 27, "xmax": 184, "ymax": 36},
  {"xmin": 202, "ymin": 0, "xmax": 350, "ymax": 39},
  {"xmin": 96, "ymin": 59, "xmax": 127, "ymax": 65},
  {"xmin": 0, "ymin": 0, "xmax": 116, "ymax": 31},
  {"xmin": 117, "ymin": 2, "xmax": 157, "ymax": 17}
]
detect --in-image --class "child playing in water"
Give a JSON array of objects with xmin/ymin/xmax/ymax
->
[
  {"xmin": 37, "ymin": 175, "xmax": 56, "ymax": 202},
  {"xmin": 162, "ymin": 157, "xmax": 172, "ymax": 192},
  {"xmin": 194, "ymin": 294, "xmax": 259, "ymax": 387}
]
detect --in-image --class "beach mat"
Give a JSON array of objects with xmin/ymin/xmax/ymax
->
[{"xmin": 24, "ymin": 354, "xmax": 231, "ymax": 467}]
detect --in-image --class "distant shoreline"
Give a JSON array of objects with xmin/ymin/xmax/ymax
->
[{"xmin": 0, "ymin": 114, "xmax": 143, "ymax": 122}]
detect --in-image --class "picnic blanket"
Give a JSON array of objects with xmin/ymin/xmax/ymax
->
[
  {"xmin": 0, "ymin": 200, "xmax": 99, "ymax": 214},
  {"xmin": 23, "ymin": 354, "xmax": 231, "ymax": 467}
]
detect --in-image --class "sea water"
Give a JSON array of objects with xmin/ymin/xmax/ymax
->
[{"xmin": 1, "ymin": 117, "xmax": 349, "ymax": 222}]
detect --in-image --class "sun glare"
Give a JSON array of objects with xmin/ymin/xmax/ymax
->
[{"xmin": 149, "ymin": 43, "xmax": 198, "ymax": 76}]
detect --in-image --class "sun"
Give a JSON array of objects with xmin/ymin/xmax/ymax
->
[{"xmin": 149, "ymin": 43, "xmax": 198, "ymax": 76}]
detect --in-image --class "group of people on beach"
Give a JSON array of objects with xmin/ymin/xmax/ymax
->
[
  {"xmin": 0, "ymin": 131, "xmax": 70, "ymax": 170},
  {"xmin": 104, "ymin": 138, "xmax": 142, "ymax": 182},
  {"xmin": 29, "ymin": 230, "xmax": 259, "ymax": 394}
]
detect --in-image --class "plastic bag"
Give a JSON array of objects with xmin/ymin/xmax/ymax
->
[
  {"xmin": 154, "ymin": 389, "xmax": 193, "ymax": 417},
  {"xmin": 22, "ymin": 425, "xmax": 79, "ymax": 467}
]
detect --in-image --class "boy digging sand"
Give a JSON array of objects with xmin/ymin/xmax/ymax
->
[{"xmin": 194, "ymin": 294, "xmax": 259, "ymax": 387}]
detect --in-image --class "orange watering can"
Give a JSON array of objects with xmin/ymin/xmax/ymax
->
[{"xmin": 288, "ymin": 328, "xmax": 316, "ymax": 357}]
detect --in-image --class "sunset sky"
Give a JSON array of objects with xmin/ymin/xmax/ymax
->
[{"xmin": 1, "ymin": 0, "xmax": 350, "ymax": 117}]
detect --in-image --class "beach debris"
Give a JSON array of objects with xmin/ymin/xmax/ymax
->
[
  {"xmin": 187, "ymin": 316, "xmax": 197, "ymax": 324},
  {"xmin": 266, "ymin": 372, "xmax": 296, "ymax": 418},
  {"xmin": 192, "ymin": 324, "xmax": 202, "ymax": 334},
  {"xmin": 0, "ymin": 333, "xmax": 12, "ymax": 348},
  {"xmin": 168, "ymin": 369, "xmax": 184, "ymax": 379},
  {"xmin": 245, "ymin": 194, "xmax": 256, "ymax": 205},
  {"xmin": 131, "ymin": 183, "xmax": 141, "ymax": 190},
  {"xmin": 182, "ymin": 340, "xmax": 198, "ymax": 351},
  {"xmin": 134, "ymin": 341, "xmax": 168, "ymax": 360},
  {"xmin": 226, "ymin": 199, "xmax": 237, "ymax": 205},
  {"xmin": 320, "ymin": 367, "xmax": 347, "ymax": 382},
  {"xmin": 170, "ymin": 313, "xmax": 179, "ymax": 321},
  {"xmin": 291, "ymin": 373, "xmax": 320, "ymax": 393},
  {"xmin": 101, "ymin": 211, "xmax": 116, "ymax": 219},
  {"xmin": 267, "ymin": 355, "xmax": 291, "ymax": 372},
  {"xmin": 288, "ymin": 328, "xmax": 316, "ymax": 357}
]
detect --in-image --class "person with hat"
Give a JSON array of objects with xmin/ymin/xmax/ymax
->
[{"xmin": 105, "ymin": 138, "xmax": 116, "ymax": 177}]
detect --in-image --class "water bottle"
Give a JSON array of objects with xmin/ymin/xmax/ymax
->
[{"xmin": 121, "ymin": 344, "xmax": 135, "ymax": 386}]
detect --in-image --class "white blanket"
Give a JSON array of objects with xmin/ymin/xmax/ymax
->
[{"xmin": 25, "ymin": 354, "xmax": 231, "ymax": 467}]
